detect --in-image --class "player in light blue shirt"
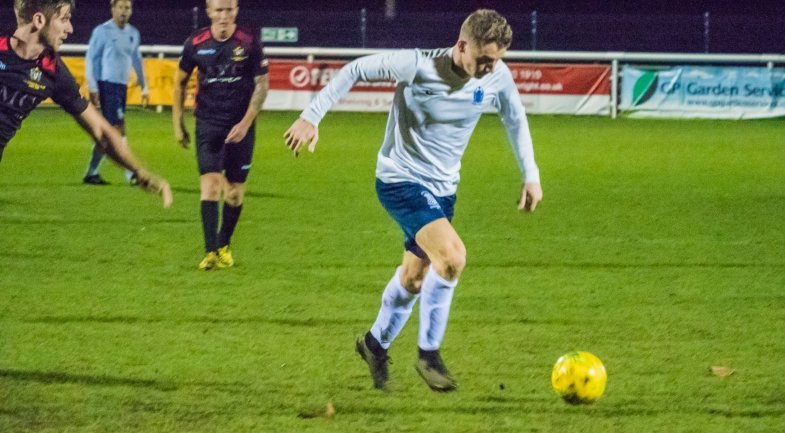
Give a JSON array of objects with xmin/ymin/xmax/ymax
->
[
  {"xmin": 285, "ymin": 9, "xmax": 543, "ymax": 392},
  {"xmin": 83, "ymin": 0, "xmax": 148, "ymax": 185}
]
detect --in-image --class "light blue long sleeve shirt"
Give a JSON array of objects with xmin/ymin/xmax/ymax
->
[{"xmin": 85, "ymin": 19, "xmax": 146, "ymax": 93}]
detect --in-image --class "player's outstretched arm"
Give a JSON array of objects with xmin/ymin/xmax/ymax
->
[
  {"xmin": 518, "ymin": 182, "xmax": 542, "ymax": 212},
  {"xmin": 284, "ymin": 118, "xmax": 319, "ymax": 156},
  {"xmin": 75, "ymin": 104, "xmax": 173, "ymax": 208}
]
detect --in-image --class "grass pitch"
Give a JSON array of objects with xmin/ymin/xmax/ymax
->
[{"xmin": 1, "ymin": 109, "xmax": 784, "ymax": 432}]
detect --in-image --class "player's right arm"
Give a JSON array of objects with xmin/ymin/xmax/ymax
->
[
  {"xmin": 173, "ymin": 37, "xmax": 196, "ymax": 149},
  {"xmin": 172, "ymin": 68, "xmax": 192, "ymax": 148},
  {"xmin": 85, "ymin": 25, "xmax": 104, "ymax": 107},
  {"xmin": 284, "ymin": 49, "xmax": 418, "ymax": 155}
]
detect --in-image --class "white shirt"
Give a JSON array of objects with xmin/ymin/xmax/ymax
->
[{"xmin": 301, "ymin": 48, "xmax": 539, "ymax": 197}]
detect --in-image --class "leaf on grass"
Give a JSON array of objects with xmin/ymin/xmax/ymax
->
[
  {"xmin": 297, "ymin": 400, "xmax": 336, "ymax": 419},
  {"xmin": 710, "ymin": 365, "xmax": 735, "ymax": 378}
]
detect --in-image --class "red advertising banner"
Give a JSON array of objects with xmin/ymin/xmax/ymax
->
[
  {"xmin": 266, "ymin": 59, "xmax": 611, "ymax": 114},
  {"xmin": 506, "ymin": 63, "xmax": 610, "ymax": 95},
  {"xmin": 269, "ymin": 60, "xmax": 610, "ymax": 95},
  {"xmin": 269, "ymin": 60, "xmax": 396, "ymax": 92},
  {"xmin": 55, "ymin": 57, "xmax": 610, "ymax": 114}
]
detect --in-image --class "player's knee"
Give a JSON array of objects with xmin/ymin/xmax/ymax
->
[
  {"xmin": 400, "ymin": 274, "xmax": 423, "ymax": 294},
  {"xmin": 438, "ymin": 247, "xmax": 466, "ymax": 281},
  {"xmin": 224, "ymin": 186, "xmax": 245, "ymax": 207},
  {"xmin": 200, "ymin": 178, "xmax": 223, "ymax": 200}
]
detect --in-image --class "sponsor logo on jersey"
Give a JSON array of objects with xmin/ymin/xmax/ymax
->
[
  {"xmin": 0, "ymin": 60, "xmax": 6, "ymax": 70},
  {"xmin": 473, "ymin": 87, "xmax": 484, "ymax": 105},
  {"xmin": 0, "ymin": 84, "xmax": 43, "ymax": 111},
  {"xmin": 197, "ymin": 48, "xmax": 217, "ymax": 55},
  {"xmin": 232, "ymin": 46, "xmax": 248, "ymax": 62}
]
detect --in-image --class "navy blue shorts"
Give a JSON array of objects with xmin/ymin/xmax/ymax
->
[
  {"xmin": 195, "ymin": 119, "xmax": 255, "ymax": 183},
  {"xmin": 376, "ymin": 179, "xmax": 456, "ymax": 259},
  {"xmin": 97, "ymin": 81, "xmax": 127, "ymax": 126}
]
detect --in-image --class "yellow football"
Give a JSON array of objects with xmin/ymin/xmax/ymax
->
[{"xmin": 551, "ymin": 351, "xmax": 607, "ymax": 404}]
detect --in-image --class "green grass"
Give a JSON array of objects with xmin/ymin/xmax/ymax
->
[{"xmin": 1, "ymin": 109, "xmax": 784, "ymax": 432}]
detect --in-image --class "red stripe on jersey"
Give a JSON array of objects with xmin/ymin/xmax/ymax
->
[
  {"xmin": 234, "ymin": 28, "xmax": 253, "ymax": 45},
  {"xmin": 0, "ymin": 37, "xmax": 8, "ymax": 51},
  {"xmin": 192, "ymin": 28, "xmax": 213, "ymax": 46},
  {"xmin": 39, "ymin": 53, "xmax": 57, "ymax": 74}
]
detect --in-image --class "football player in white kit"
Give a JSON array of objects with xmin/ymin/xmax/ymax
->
[{"xmin": 284, "ymin": 9, "xmax": 542, "ymax": 392}]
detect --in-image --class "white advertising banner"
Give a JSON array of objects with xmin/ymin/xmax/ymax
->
[{"xmin": 620, "ymin": 65, "xmax": 785, "ymax": 119}]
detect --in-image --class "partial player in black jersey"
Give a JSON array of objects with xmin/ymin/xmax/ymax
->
[
  {"xmin": 1, "ymin": 0, "xmax": 171, "ymax": 207},
  {"xmin": 173, "ymin": 0, "xmax": 269, "ymax": 270}
]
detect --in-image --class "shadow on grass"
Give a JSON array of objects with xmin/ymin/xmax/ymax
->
[
  {"xmin": 336, "ymin": 398, "xmax": 785, "ymax": 418},
  {"xmin": 0, "ymin": 369, "xmax": 178, "ymax": 391},
  {"xmin": 706, "ymin": 407, "xmax": 785, "ymax": 418}
]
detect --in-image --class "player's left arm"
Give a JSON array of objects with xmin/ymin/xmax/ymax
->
[
  {"xmin": 495, "ymin": 65, "xmax": 542, "ymax": 212},
  {"xmin": 132, "ymin": 28, "xmax": 149, "ymax": 107},
  {"xmin": 75, "ymin": 105, "xmax": 172, "ymax": 207},
  {"xmin": 225, "ymin": 73, "xmax": 269, "ymax": 144}
]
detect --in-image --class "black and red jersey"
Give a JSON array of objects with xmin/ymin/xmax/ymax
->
[
  {"xmin": 0, "ymin": 35, "xmax": 88, "ymax": 149},
  {"xmin": 179, "ymin": 26, "xmax": 268, "ymax": 125}
]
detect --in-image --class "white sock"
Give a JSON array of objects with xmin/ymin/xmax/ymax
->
[
  {"xmin": 418, "ymin": 267, "xmax": 457, "ymax": 351},
  {"xmin": 370, "ymin": 267, "xmax": 419, "ymax": 349}
]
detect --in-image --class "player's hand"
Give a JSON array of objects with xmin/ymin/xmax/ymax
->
[
  {"xmin": 284, "ymin": 118, "xmax": 319, "ymax": 156},
  {"xmin": 89, "ymin": 92, "xmax": 100, "ymax": 108},
  {"xmin": 141, "ymin": 94, "xmax": 150, "ymax": 109},
  {"xmin": 518, "ymin": 182, "xmax": 542, "ymax": 212},
  {"xmin": 134, "ymin": 169, "xmax": 173, "ymax": 208},
  {"xmin": 225, "ymin": 121, "xmax": 250, "ymax": 144},
  {"xmin": 175, "ymin": 126, "xmax": 191, "ymax": 149}
]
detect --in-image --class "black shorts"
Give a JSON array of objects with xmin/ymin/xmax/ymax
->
[{"xmin": 195, "ymin": 119, "xmax": 255, "ymax": 183}]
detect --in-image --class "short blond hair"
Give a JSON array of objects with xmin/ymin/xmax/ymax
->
[{"xmin": 460, "ymin": 9, "xmax": 513, "ymax": 49}]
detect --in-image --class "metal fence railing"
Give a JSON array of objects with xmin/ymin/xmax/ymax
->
[{"xmin": 58, "ymin": 44, "xmax": 785, "ymax": 118}]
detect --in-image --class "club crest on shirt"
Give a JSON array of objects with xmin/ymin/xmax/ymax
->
[
  {"xmin": 473, "ymin": 87, "xmax": 484, "ymax": 105},
  {"xmin": 232, "ymin": 46, "xmax": 248, "ymax": 62},
  {"xmin": 27, "ymin": 67, "xmax": 46, "ymax": 91},
  {"xmin": 29, "ymin": 67, "xmax": 42, "ymax": 82}
]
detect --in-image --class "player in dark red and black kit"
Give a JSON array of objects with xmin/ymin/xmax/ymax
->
[
  {"xmin": 1, "ymin": 0, "xmax": 171, "ymax": 207},
  {"xmin": 173, "ymin": 0, "xmax": 269, "ymax": 270}
]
